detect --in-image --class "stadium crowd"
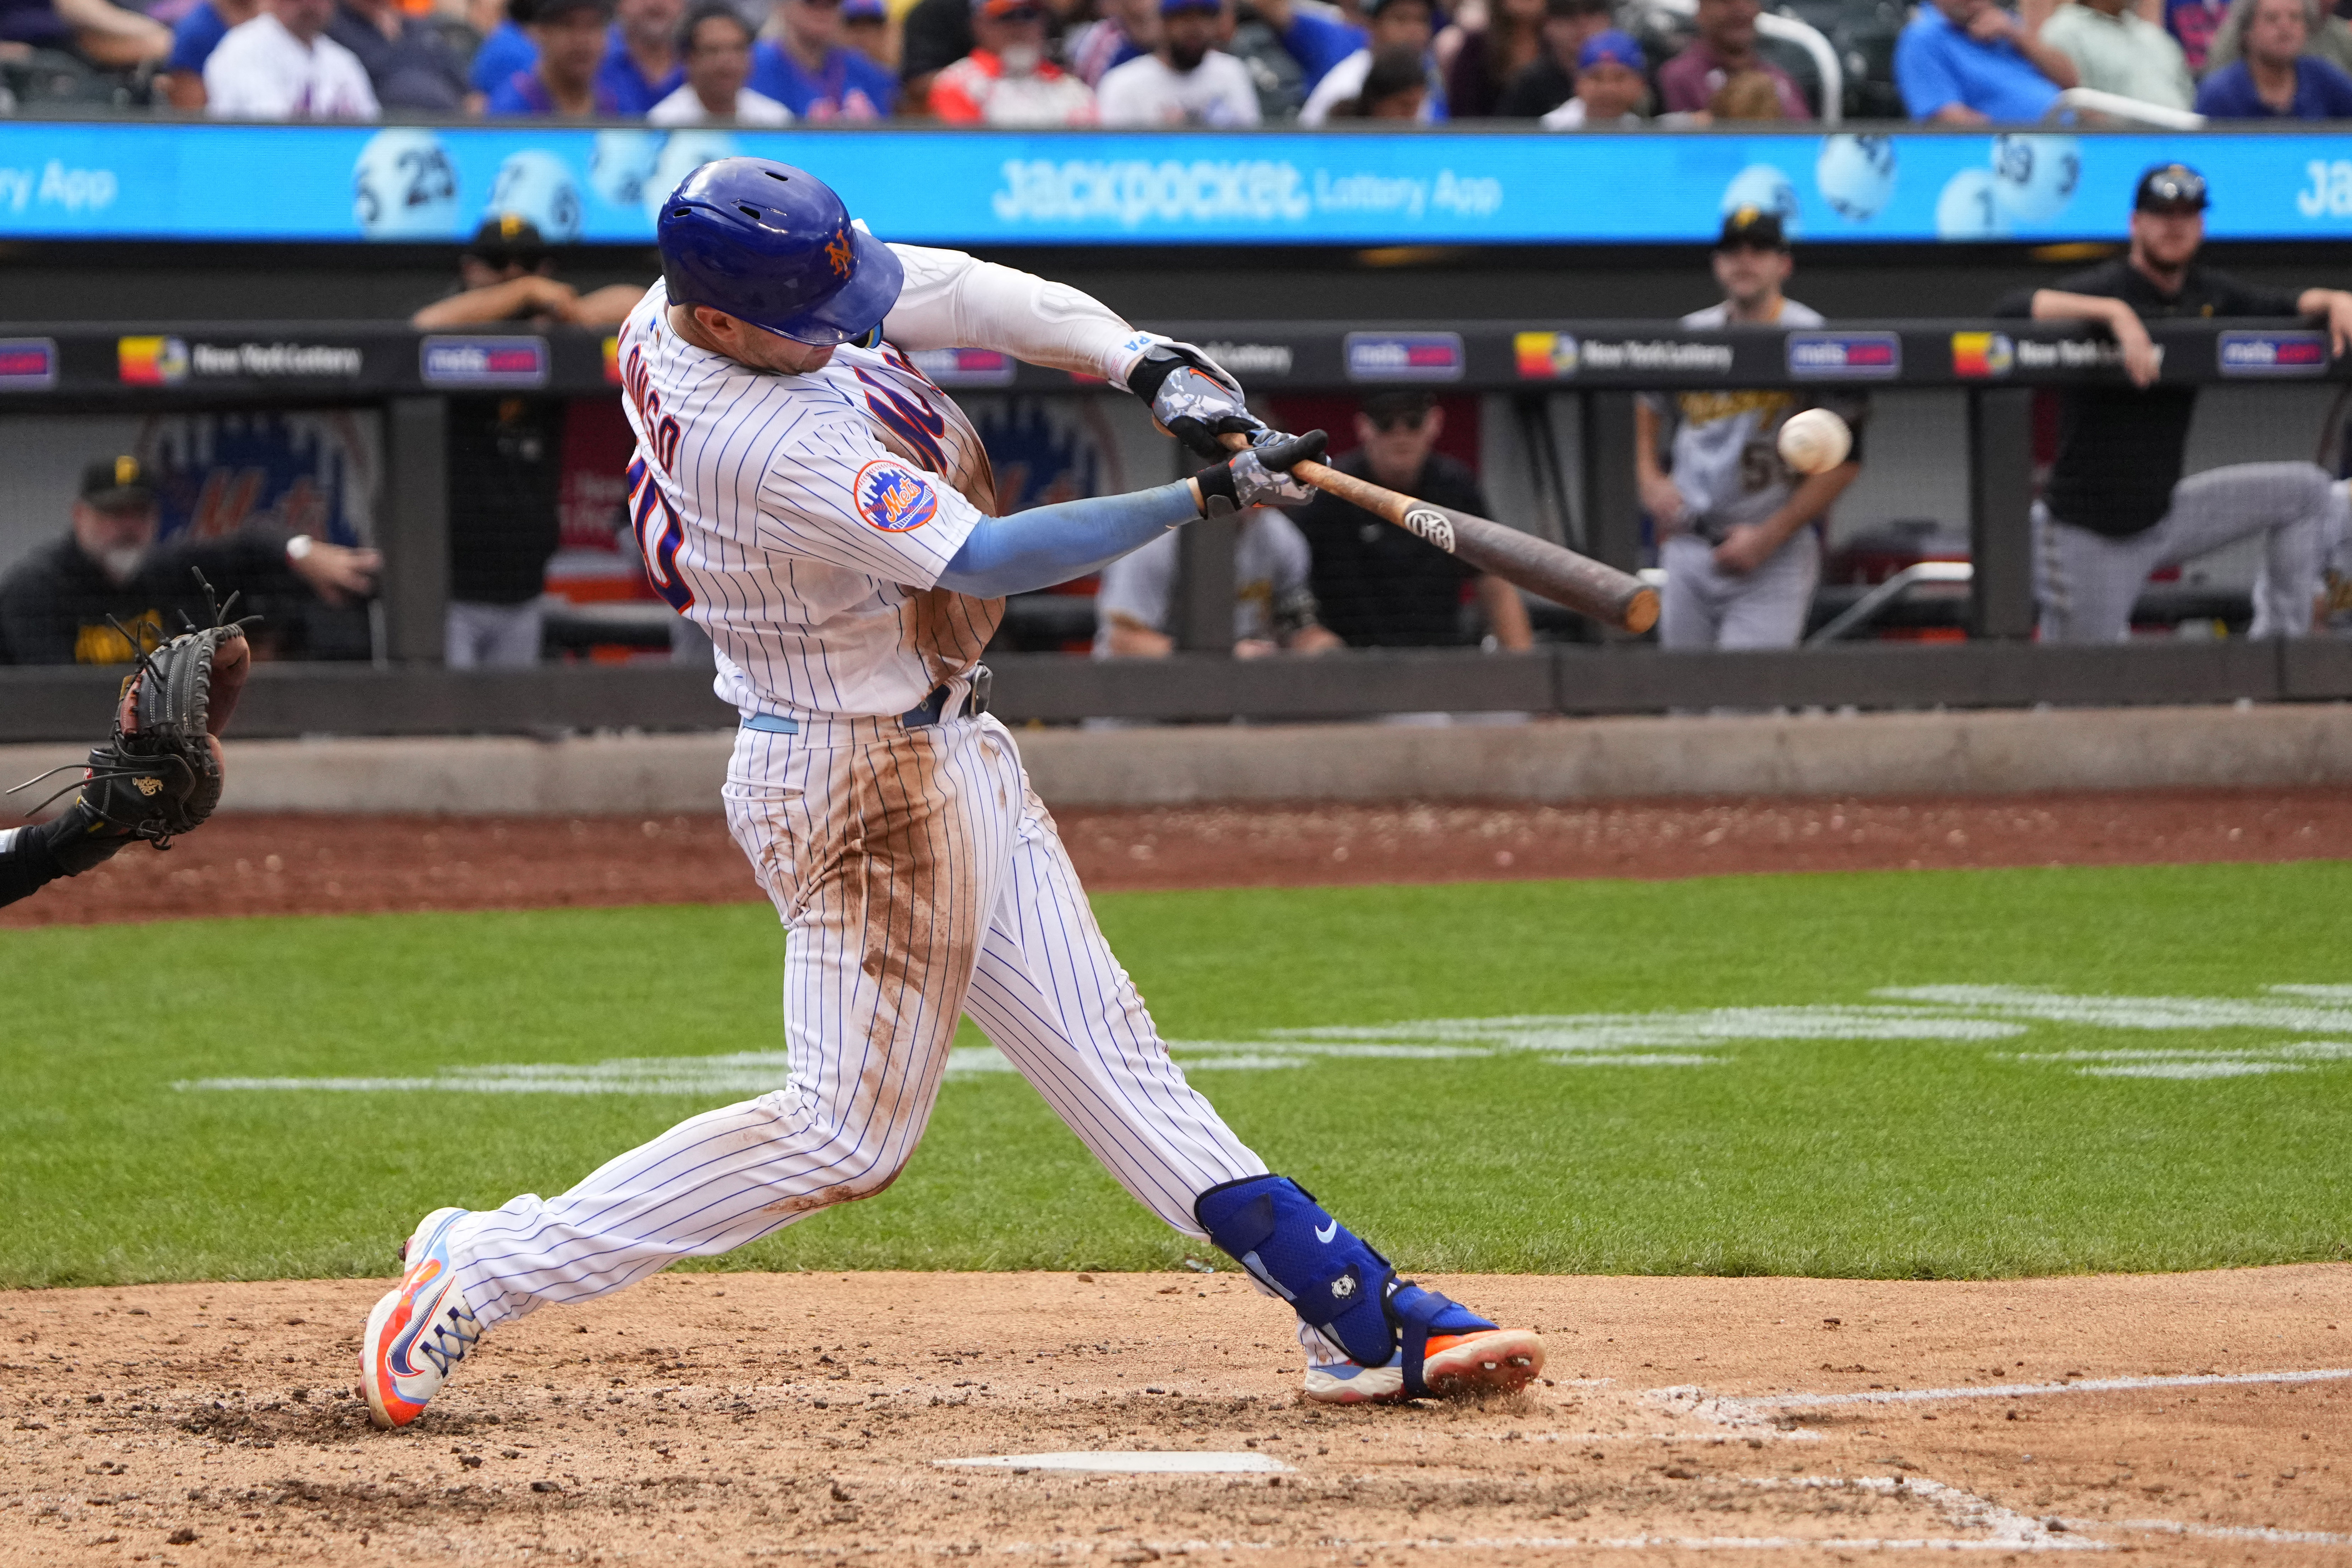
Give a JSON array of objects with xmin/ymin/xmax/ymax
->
[{"xmin": 7, "ymin": 0, "xmax": 2352, "ymax": 121}]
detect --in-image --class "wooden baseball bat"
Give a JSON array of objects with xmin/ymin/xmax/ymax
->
[{"xmin": 1221, "ymin": 434, "xmax": 1658, "ymax": 635}]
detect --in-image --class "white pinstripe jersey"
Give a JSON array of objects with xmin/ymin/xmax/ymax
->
[{"xmin": 615, "ymin": 274, "xmax": 1005, "ymax": 720}]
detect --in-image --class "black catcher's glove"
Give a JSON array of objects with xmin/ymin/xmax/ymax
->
[{"xmin": 11, "ymin": 580, "xmax": 255, "ymax": 863}]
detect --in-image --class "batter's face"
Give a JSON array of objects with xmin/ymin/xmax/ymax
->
[
  {"xmin": 2130, "ymin": 208, "xmax": 2204, "ymax": 272},
  {"xmin": 1712, "ymin": 242, "xmax": 1790, "ymax": 309},
  {"xmin": 675, "ymin": 304, "xmax": 840, "ymax": 373}
]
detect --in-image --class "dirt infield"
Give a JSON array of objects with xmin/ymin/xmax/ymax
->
[
  {"xmin": 1, "ymin": 1267, "xmax": 2344, "ymax": 1566},
  {"xmin": 7, "ymin": 786, "xmax": 2352, "ymax": 927}
]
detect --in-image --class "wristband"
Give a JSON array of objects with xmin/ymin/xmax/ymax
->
[{"xmin": 1191, "ymin": 460, "xmax": 1240, "ymax": 518}]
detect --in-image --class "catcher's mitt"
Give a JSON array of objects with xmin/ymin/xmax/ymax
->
[{"xmin": 11, "ymin": 579, "xmax": 254, "ymax": 853}]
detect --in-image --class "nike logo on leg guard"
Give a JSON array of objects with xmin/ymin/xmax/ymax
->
[{"xmin": 1315, "ymin": 1220, "xmax": 1338, "ymax": 1243}]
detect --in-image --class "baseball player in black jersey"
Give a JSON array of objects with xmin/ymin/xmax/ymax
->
[{"xmin": 1992, "ymin": 163, "xmax": 2352, "ymax": 642}]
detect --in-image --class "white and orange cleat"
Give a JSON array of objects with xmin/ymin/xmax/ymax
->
[
  {"xmin": 360, "ymin": 1207, "xmax": 482, "ymax": 1430},
  {"xmin": 1302, "ymin": 1310, "xmax": 1545, "ymax": 1406}
]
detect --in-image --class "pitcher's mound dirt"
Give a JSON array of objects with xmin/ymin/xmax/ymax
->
[
  {"xmin": 6, "ymin": 786, "xmax": 2352, "ymax": 927},
  {"xmin": 3, "ymin": 1266, "xmax": 2345, "ymax": 1565}
]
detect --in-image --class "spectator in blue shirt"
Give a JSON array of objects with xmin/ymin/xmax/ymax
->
[
  {"xmin": 1895, "ymin": 0, "xmax": 2077, "ymax": 122},
  {"xmin": 596, "ymin": 0, "xmax": 684, "ymax": 110},
  {"xmin": 485, "ymin": 0, "xmax": 623, "ymax": 111},
  {"xmin": 159, "ymin": 0, "xmax": 253, "ymax": 106},
  {"xmin": 1251, "ymin": 0, "xmax": 1366, "ymax": 91},
  {"xmin": 468, "ymin": 0, "xmax": 538, "ymax": 105},
  {"xmin": 750, "ymin": 0, "xmax": 896, "ymax": 116},
  {"xmin": 2196, "ymin": 0, "xmax": 2352, "ymax": 116},
  {"xmin": 840, "ymin": 0, "xmax": 889, "ymax": 66}
]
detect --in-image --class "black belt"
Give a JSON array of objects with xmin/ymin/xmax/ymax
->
[{"xmin": 901, "ymin": 665, "xmax": 992, "ymax": 728}]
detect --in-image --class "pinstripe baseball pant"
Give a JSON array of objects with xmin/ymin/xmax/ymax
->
[
  {"xmin": 2034, "ymin": 461, "xmax": 2347, "ymax": 644},
  {"xmin": 446, "ymin": 713, "xmax": 1268, "ymax": 1330}
]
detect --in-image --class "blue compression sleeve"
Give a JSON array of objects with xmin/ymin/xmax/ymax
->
[{"xmin": 935, "ymin": 481, "xmax": 1201, "ymax": 598}]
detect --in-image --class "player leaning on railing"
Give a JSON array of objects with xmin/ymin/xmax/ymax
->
[
  {"xmin": 358, "ymin": 157, "xmax": 1546, "ymax": 1431},
  {"xmin": 1994, "ymin": 162, "xmax": 2352, "ymax": 642}
]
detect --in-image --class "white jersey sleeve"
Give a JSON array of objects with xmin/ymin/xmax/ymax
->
[
  {"xmin": 881, "ymin": 244, "xmax": 1156, "ymax": 387},
  {"xmin": 754, "ymin": 410, "xmax": 987, "ymax": 590}
]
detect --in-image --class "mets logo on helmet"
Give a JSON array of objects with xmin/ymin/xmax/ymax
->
[
  {"xmin": 824, "ymin": 227, "xmax": 855, "ymax": 281},
  {"xmin": 854, "ymin": 458, "xmax": 939, "ymax": 532}
]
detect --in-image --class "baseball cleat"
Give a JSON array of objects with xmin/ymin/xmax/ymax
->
[
  {"xmin": 360, "ymin": 1206, "xmax": 482, "ymax": 1430},
  {"xmin": 1302, "ymin": 1327, "xmax": 1546, "ymax": 1405}
]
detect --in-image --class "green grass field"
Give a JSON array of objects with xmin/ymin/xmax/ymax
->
[{"xmin": 4, "ymin": 861, "xmax": 2350, "ymax": 1291}]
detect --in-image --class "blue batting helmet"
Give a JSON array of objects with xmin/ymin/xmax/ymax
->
[{"xmin": 657, "ymin": 158, "xmax": 904, "ymax": 346}]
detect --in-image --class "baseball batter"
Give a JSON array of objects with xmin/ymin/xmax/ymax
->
[{"xmin": 361, "ymin": 157, "xmax": 1543, "ymax": 1428}]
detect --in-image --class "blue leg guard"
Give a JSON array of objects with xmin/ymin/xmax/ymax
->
[{"xmin": 1194, "ymin": 1175, "xmax": 1498, "ymax": 1397}]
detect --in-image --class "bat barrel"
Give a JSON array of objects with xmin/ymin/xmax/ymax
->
[{"xmin": 1230, "ymin": 441, "xmax": 1654, "ymax": 634}]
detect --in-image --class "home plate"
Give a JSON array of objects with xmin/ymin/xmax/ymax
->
[{"xmin": 935, "ymin": 1451, "xmax": 1294, "ymax": 1475}]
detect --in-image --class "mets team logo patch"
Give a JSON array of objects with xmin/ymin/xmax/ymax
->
[{"xmin": 854, "ymin": 458, "xmax": 940, "ymax": 532}]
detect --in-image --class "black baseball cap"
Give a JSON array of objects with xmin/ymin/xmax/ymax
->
[
  {"xmin": 465, "ymin": 212, "xmax": 549, "ymax": 266},
  {"xmin": 2134, "ymin": 163, "xmax": 2208, "ymax": 214},
  {"xmin": 80, "ymin": 454, "xmax": 156, "ymax": 512},
  {"xmin": 534, "ymin": 0, "xmax": 614, "ymax": 22},
  {"xmin": 1716, "ymin": 205, "xmax": 1788, "ymax": 251},
  {"xmin": 1361, "ymin": 389, "xmax": 1437, "ymax": 426}
]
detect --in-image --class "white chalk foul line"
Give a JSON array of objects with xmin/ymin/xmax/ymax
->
[
  {"xmin": 1654, "ymin": 1367, "xmax": 2352, "ymax": 1426},
  {"xmin": 936, "ymin": 1451, "xmax": 1291, "ymax": 1475},
  {"xmin": 2069, "ymin": 1517, "xmax": 2352, "ymax": 1548}
]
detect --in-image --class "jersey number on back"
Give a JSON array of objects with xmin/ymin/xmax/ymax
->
[{"xmin": 628, "ymin": 457, "xmax": 695, "ymax": 613}]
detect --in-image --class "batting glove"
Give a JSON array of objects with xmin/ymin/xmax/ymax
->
[
  {"xmin": 1194, "ymin": 429, "xmax": 1327, "ymax": 516},
  {"xmin": 1123, "ymin": 339, "xmax": 1266, "ymax": 458}
]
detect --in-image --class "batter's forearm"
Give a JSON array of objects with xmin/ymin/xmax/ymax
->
[
  {"xmin": 935, "ymin": 482, "xmax": 1202, "ymax": 597},
  {"xmin": 881, "ymin": 244, "xmax": 1152, "ymax": 385}
]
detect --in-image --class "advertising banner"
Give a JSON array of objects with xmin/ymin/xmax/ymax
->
[{"xmin": 0, "ymin": 122, "xmax": 2344, "ymax": 247}]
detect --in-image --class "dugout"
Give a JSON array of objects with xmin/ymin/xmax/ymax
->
[{"xmin": 7, "ymin": 122, "xmax": 2352, "ymax": 735}]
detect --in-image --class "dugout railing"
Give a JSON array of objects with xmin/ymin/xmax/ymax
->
[{"xmin": 2, "ymin": 315, "xmax": 2350, "ymax": 740}]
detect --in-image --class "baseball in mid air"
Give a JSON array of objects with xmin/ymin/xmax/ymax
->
[{"xmin": 1778, "ymin": 408, "xmax": 1852, "ymax": 474}]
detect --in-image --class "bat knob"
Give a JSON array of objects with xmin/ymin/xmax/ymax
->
[{"xmin": 1623, "ymin": 587, "xmax": 1660, "ymax": 636}]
